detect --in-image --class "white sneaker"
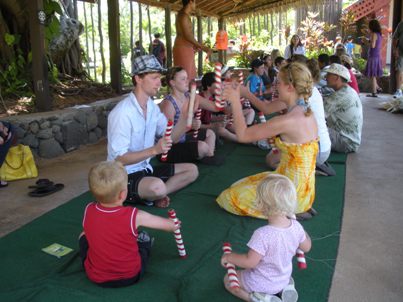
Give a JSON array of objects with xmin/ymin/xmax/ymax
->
[
  {"xmin": 281, "ymin": 277, "xmax": 299, "ymax": 302},
  {"xmin": 393, "ymin": 90, "xmax": 402, "ymax": 98},
  {"xmin": 250, "ymin": 292, "xmax": 282, "ymax": 302}
]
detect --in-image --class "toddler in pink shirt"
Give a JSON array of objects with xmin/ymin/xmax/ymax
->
[{"xmin": 221, "ymin": 174, "xmax": 312, "ymax": 302}]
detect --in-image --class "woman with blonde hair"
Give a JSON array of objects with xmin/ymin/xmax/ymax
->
[{"xmin": 216, "ymin": 62, "xmax": 318, "ymax": 220}]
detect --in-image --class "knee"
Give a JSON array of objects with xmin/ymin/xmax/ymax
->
[
  {"xmin": 148, "ymin": 179, "xmax": 167, "ymax": 198},
  {"xmin": 186, "ymin": 163, "xmax": 199, "ymax": 182},
  {"xmin": 198, "ymin": 141, "xmax": 210, "ymax": 157},
  {"xmin": 206, "ymin": 128, "xmax": 216, "ymax": 140}
]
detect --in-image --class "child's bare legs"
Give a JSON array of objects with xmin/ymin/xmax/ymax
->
[
  {"xmin": 223, "ymin": 271, "xmax": 250, "ymax": 301},
  {"xmin": 197, "ymin": 129, "xmax": 216, "ymax": 158},
  {"xmin": 243, "ymin": 108, "xmax": 255, "ymax": 126},
  {"xmin": 266, "ymin": 150, "xmax": 281, "ymax": 170}
]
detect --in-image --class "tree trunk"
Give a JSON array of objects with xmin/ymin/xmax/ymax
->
[
  {"xmin": 98, "ymin": 0, "xmax": 105, "ymax": 83},
  {"xmin": 90, "ymin": 2, "xmax": 97, "ymax": 81}
]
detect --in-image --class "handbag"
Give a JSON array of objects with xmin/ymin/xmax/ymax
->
[{"xmin": 0, "ymin": 144, "xmax": 38, "ymax": 181}]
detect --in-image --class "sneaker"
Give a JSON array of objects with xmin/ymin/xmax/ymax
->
[
  {"xmin": 393, "ymin": 89, "xmax": 402, "ymax": 99},
  {"xmin": 281, "ymin": 277, "xmax": 299, "ymax": 302},
  {"xmin": 316, "ymin": 161, "xmax": 336, "ymax": 176},
  {"xmin": 250, "ymin": 292, "xmax": 282, "ymax": 302}
]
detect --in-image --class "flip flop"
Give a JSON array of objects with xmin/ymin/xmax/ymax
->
[
  {"xmin": 28, "ymin": 183, "xmax": 64, "ymax": 197},
  {"xmin": 28, "ymin": 179, "xmax": 54, "ymax": 189}
]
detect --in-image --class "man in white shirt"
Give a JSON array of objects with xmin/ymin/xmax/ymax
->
[{"xmin": 107, "ymin": 55, "xmax": 198, "ymax": 207}]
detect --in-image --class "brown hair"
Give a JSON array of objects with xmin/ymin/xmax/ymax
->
[
  {"xmin": 163, "ymin": 66, "xmax": 185, "ymax": 88},
  {"xmin": 279, "ymin": 62, "xmax": 313, "ymax": 116},
  {"xmin": 306, "ymin": 58, "xmax": 320, "ymax": 83}
]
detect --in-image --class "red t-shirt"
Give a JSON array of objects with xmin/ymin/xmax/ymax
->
[
  {"xmin": 199, "ymin": 91, "xmax": 214, "ymax": 124},
  {"xmin": 83, "ymin": 202, "xmax": 141, "ymax": 283},
  {"xmin": 348, "ymin": 69, "xmax": 360, "ymax": 94}
]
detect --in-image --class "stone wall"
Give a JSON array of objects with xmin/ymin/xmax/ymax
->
[{"xmin": 3, "ymin": 95, "xmax": 126, "ymax": 158}]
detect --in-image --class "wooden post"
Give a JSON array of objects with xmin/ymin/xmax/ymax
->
[
  {"xmin": 147, "ymin": 5, "xmax": 152, "ymax": 53},
  {"xmin": 218, "ymin": 17, "xmax": 225, "ymax": 64},
  {"xmin": 197, "ymin": 13, "xmax": 203, "ymax": 77},
  {"xmin": 165, "ymin": 5, "xmax": 172, "ymax": 68},
  {"xmin": 107, "ymin": 0, "xmax": 121, "ymax": 93},
  {"xmin": 98, "ymin": 0, "xmax": 106, "ymax": 83},
  {"xmin": 390, "ymin": 0, "xmax": 403, "ymax": 93},
  {"xmin": 29, "ymin": 0, "xmax": 52, "ymax": 111}
]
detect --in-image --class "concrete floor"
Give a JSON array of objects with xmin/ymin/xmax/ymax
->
[{"xmin": 0, "ymin": 94, "xmax": 402, "ymax": 301}]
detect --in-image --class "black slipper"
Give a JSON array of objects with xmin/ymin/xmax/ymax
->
[
  {"xmin": 366, "ymin": 93, "xmax": 378, "ymax": 98},
  {"xmin": 29, "ymin": 180, "xmax": 54, "ymax": 189},
  {"xmin": 28, "ymin": 183, "xmax": 64, "ymax": 197}
]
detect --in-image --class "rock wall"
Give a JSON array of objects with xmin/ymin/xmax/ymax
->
[{"xmin": 3, "ymin": 95, "xmax": 126, "ymax": 158}]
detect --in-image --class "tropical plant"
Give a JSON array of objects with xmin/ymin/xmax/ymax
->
[
  {"xmin": 299, "ymin": 11, "xmax": 336, "ymax": 55},
  {"xmin": 339, "ymin": 10, "xmax": 357, "ymax": 41}
]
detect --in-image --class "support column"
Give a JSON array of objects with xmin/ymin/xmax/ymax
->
[
  {"xmin": 197, "ymin": 13, "xmax": 203, "ymax": 76},
  {"xmin": 107, "ymin": 0, "xmax": 121, "ymax": 93},
  {"xmin": 165, "ymin": 5, "xmax": 172, "ymax": 68},
  {"xmin": 218, "ymin": 17, "xmax": 225, "ymax": 64},
  {"xmin": 390, "ymin": 0, "xmax": 402, "ymax": 93},
  {"xmin": 29, "ymin": 0, "xmax": 52, "ymax": 111}
]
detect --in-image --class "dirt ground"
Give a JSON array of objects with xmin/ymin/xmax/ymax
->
[{"xmin": 0, "ymin": 79, "xmax": 123, "ymax": 118}]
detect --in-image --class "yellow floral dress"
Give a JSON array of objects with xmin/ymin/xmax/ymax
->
[{"xmin": 216, "ymin": 137, "xmax": 318, "ymax": 218}]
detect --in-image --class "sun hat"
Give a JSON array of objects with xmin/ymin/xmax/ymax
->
[
  {"xmin": 250, "ymin": 58, "xmax": 264, "ymax": 71},
  {"xmin": 221, "ymin": 65, "xmax": 234, "ymax": 76},
  {"xmin": 131, "ymin": 55, "xmax": 166, "ymax": 75},
  {"xmin": 325, "ymin": 63, "xmax": 351, "ymax": 82},
  {"xmin": 340, "ymin": 54, "xmax": 353, "ymax": 66}
]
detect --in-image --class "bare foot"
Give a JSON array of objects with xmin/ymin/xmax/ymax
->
[{"xmin": 154, "ymin": 196, "xmax": 170, "ymax": 208}]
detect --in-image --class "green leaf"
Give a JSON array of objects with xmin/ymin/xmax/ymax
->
[{"xmin": 4, "ymin": 33, "xmax": 15, "ymax": 46}]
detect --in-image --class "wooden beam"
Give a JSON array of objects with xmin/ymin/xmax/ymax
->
[
  {"xmin": 107, "ymin": 0, "xmax": 121, "ymax": 92},
  {"xmin": 165, "ymin": 4, "xmax": 172, "ymax": 68},
  {"xmin": 29, "ymin": 0, "xmax": 52, "ymax": 111},
  {"xmin": 197, "ymin": 13, "xmax": 203, "ymax": 76}
]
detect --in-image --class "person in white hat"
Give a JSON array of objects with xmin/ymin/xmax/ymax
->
[
  {"xmin": 324, "ymin": 63, "xmax": 363, "ymax": 153},
  {"xmin": 107, "ymin": 55, "xmax": 198, "ymax": 208}
]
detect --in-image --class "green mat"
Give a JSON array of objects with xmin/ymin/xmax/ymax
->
[{"xmin": 0, "ymin": 143, "xmax": 346, "ymax": 302}]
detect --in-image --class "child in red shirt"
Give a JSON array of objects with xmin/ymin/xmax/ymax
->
[{"xmin": 79, "ymin": 161, "xmax": 179, "ymax": 287}]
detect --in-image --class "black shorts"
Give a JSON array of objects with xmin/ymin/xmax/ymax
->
[
  {"xmin": 126, "ymin": 164, "xmax": 175, "ymax": 204},
  {"xmin": 157, "ymin": 129, "xmax": 207, "ymax": 163}
]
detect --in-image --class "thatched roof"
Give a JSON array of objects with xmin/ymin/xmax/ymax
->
[{"xmin": 130, "ymin": 0, "xmax": 325, "ymax": 20}]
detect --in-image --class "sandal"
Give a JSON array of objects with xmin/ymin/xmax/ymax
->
[
  {"xmin": 28, "ymin": 183, "xmax": 64, "ymax": 197},
  {"xmin": 154, "ymin": 196, "xmax": 170, "ymax": 208},
  {"xmin": 0, "ymin": 181, "xmax": 8, "ymax": 188},
  {"xmin": 366, "ymin": 93, "xmax": 378, "ymax": 98},
  {"xmin": 29, "ymin": 179, "xmax": 54, "ymax": 189}
]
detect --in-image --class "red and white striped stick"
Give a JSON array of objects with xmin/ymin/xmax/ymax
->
[
  {"xmin": 222, "ymin": 242, "xmax": 240, "ymax": 288},
  {"xmin": 214, "ymin": 63, "xmax": 225, "ymax": 110},
  {"xmin": 193, "ymin": 108, "xmax": 202, "ymax": 138},
  {"xmin": 160, "ymin": 120, "xmax": 174, "ymax": 162},
  {"xmin": 238, "ymin": 71, "xmax": 251, "ymax": 108},
  {"xmin": 168, "ymin": 209, "xmax": 187, "ymax": 258},
  {"xmin": 296, "ymin": 248, "xmax": 307, "ymax": 269},
  {"xmin": 187, "ymin": 82, "xmax": 197, "ymax": 130}
]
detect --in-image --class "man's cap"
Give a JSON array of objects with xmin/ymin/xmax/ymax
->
[
  {"xmin": 131, "ymin": 55, "xmax": 166, "ymax": 76},
  {"xmin": 250, "ymin": 58, "xmax": 264, "ymax": 70},
  {"xmin": 325, "ymin": 63, "xmax": 351, "ymax": 82}
]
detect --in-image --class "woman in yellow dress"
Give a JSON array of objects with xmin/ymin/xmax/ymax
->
[{"xmin": 217, "ymin": 62, "xmax": 318, "ymax": 219}]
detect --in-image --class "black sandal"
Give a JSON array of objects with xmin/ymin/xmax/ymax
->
[
  {"xmin": 366, "ymin": 93, "xmax": 378, "ymax": 98},
  {"xmin": 28, "ymin": 183, "xmax": 64, "ymax": 197}
]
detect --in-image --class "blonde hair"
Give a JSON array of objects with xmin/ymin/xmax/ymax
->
[
  {"xmin": 256, "ymin": 174, "xmax": 297, "ymax": 217},
  {"xmin": 88, "ymin": 161, "xmax": 128, "ymax": 203},
  {"xmin": 279, "ymin": 62, "xmax": 313, "ymax": 116}
]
